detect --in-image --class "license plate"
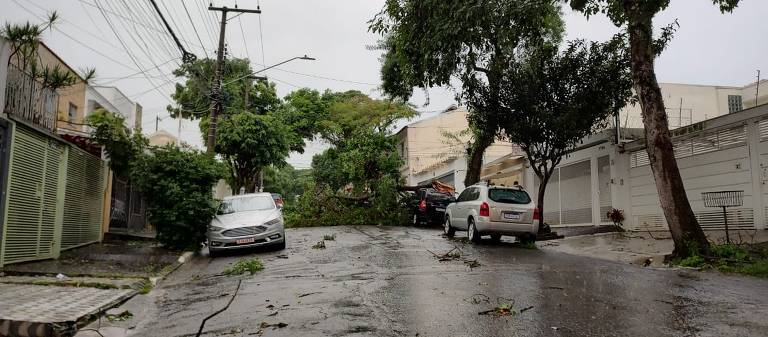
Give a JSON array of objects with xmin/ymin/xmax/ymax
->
[
  {"xmin": 503, "ymin": 213, "xmax": 521, "ymax": 220},
  {"xmin": 435, "ymin": 207, "xmax": 445, "ymax": 212},
  {"xmin": 236, "ymin": 238, "xmax": 256, "ymax": 244}
]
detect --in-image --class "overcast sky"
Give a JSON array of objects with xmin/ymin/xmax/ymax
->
[{"xmin": 4, "ymin": 0, "xmax": 767, "ymax": 168}]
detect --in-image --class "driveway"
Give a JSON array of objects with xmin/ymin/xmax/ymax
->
[{"xmin": 117, "ymin": 226, "xmax": 768, "ymax": 337}]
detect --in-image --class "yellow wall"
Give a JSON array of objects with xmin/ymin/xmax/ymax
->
[
  {"xmin": 35, "ymin": 43, "xmax": 86, "ymax": 133},
  {"xmin": 398, "ymin": 107, "xmax": 515, "ymax": 176}
]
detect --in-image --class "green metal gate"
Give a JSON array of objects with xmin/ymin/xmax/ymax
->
[
  {"xmin": 61, "ymin": 145, "xmax": 107, "ymax": 250},
  {"xmin": 0, "ymin": 124, "xmax": 66, "ymax": 266}
]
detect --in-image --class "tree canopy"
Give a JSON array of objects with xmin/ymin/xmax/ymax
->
[
  {"xmin": 496, "ymin": 38, "xmax": 632, "ymax": 215},
  {"xmin": 370, "ymin": 0, "xmax": 565, "ymax": 185}
]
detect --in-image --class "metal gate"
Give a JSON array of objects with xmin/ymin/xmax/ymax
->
[
  {"xmin": 0, "ymin": 124, "xmax": 65, "ymax": 266},
  {"xmin": 0, "ymin": 119, "xmax": 9, "ymax": 253},
  {"xmin": 109, "ymin": 176, "xmax": 147, "ymax": 233},
  {"xmin": 60, "ymin": 145, "xmax": 107, "ymax": 250}
]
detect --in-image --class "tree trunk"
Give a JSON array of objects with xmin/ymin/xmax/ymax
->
[
  {"xmin": 625, "ymin": 4, "xmax": 709, "ymax": 257},
  {"xmin": 536, "ymin": 176, "xmax": 547, "ymax": 225},
  {"xmin": 464, "ymin": 132, "xmax": 493, "ymax": 186}
]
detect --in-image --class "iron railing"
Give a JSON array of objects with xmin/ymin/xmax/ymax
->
[{"xmin": 3, "ymin": 65, "xmax": 59, "ymax": 132}]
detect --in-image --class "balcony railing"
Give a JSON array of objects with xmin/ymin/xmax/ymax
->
[{"xmin": 4, "ymin": 64, "xmax": 59, "ymax": 132}]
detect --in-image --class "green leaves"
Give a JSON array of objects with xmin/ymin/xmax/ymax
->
[
  {"xmin": 498, "ymin": 37, "xmax": 632, "ymax": 177},
  {"xmin": 86, "ymin": 109, "xmax": 147, "ymax": 177},
  {"xmin": 131, "ymin": 145, "xmax": 225, "ymax": 250}
]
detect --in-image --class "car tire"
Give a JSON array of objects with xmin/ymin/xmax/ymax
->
[
  {"xmin": 520, "ymin": 233, "xmax": 536, "ymax": 245},
  {"xmin": 412, "ymin": 214, "xmax": 419, "ymax": 226},
  {"xmin": 444, "ymin": 217, "xmax": 456, "ymax": 237},
  {"xmin": 274, "ymin": 239, "xmax": 286, "ymax": 251},
  {"xmin": 468, "ymin": 218, "xmax": 481, "ymax": 243},
  {"xmin": 208, "ymin": 249, "xmax": 219, "ymax": 258},
  {"xmin": 490, "ymin": 234, "xmax": 502, "ymax": 243}
]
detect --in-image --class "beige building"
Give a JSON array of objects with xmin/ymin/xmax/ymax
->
[
  {"xmin": 620, "ymin": 81, "xmax": 768, "ymax": 129},
  {"xmin": 34, "ymin": 43, "xmax": 88, "ymax": 134},
  {"xmin": 148, "ymin": 129, "xmax": 180, "ymax": 147},
  {"xmin": 396, "ymin": 106, "xmax": 520, "ymax": 191}
]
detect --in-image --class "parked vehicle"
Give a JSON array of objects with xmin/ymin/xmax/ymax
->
[
  {"xmin": 411, "ymin": 188, "xmax": 456, "ymax": 226},
  {"xmin": 271, "ymin": 193, "xmax": 284, "ymax": 209},
  {"xmin": 444, "ymin": 183, "xmax": 539, "ymax": 244},
  {"xmin": 207, "ymin": 193, "xmax": 285, "ymax": 256}
]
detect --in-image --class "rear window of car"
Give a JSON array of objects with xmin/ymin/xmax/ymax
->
[
  {"xmin": 427, "ymin": 192, "xmax": 455, "ymax": 203},
  {"xmin": 488, "ymin": 188, "xmax": 531, "ymax": 204}
]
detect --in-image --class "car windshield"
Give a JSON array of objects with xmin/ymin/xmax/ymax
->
[
  {"xmin": 218, "ymin": 196, "xmax": 275, "ymax": 214},
  {"xmin": 488, "ymin": 188, "xmax": 531, "ymax": 204}
]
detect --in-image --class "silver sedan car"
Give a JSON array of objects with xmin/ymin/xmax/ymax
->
[{"xmin": 207, "ymin": 193, "xmax": 285, "ymax": 256}]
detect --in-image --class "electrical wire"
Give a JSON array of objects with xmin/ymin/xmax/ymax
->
[
  {"xmin": 109, "ymin": 1, "xmax": 179, "ymax": 89},
  {"xmin": 10, "ymin": 0, "xmax": 139, "ymax": 71},
  {"xmin": 238, "ymin": 16, "xmax": 250, "ymax": 60},
  {"xmin": 93, "ymin": 0, "xmax": 174, "ymax": 104},
  {"xmin": 182, "ymin": 0, "xmax": 210, "ymax": 59},
  {"xmin": 77, "ymin": 0, "xmax": 206, "ymax": 51},
  {"xmin": 257, "ymin": 0, "xmax": 266, "ymax": 65}
]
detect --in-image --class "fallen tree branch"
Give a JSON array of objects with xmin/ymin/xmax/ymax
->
[{"xmin": 196, "ymin": 279, "xmax": 242, "ymax": 337}]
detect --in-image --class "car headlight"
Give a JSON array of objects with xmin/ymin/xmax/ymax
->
[
  {"xmin": 208, "ymin": 225, "xmax": 224, "ymax": 232},
  {"xmin": 264, "ymin": 218, "xmax": 281, "ymax": 226}
]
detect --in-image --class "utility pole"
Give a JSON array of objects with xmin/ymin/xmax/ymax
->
[
  {"xmin": 155, "ymin": 115, "xmax": 159, "ymax": 132},
  {"xmin": 206, "ymin": 5, "xmax": 262, "ymax": 154}
]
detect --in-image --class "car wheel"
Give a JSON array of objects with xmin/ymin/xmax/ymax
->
[
  {"xmin": 208, "ymin": 249, "xmax": 219, "ymax": 258},
  {"xmin": 520, "ymin": 233, "xmax": 536, "ymax": 245},
  {"xmin": 490, "ymin": 234, "xmax": 502, "ymax": 243},
  {"xmin": 468, "ymin": 219, "xmax": 481, "ymax": 243},
  {"xmin": 444, "ymin": 217, "xmax": 456, "ymax": 237},
  {"xmin": 274, "ymin": 239, "xmax": 286, "ymax": 251}
]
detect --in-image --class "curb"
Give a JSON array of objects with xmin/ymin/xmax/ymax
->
[{"xmin": 0, "ymin": 251, "xmax": 194, "ymax": 337}]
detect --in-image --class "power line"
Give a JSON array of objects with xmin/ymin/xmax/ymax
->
[
  {"xmin": 182, "ymin": 0, "xmax": 210, "ymax": 59},
  {"xmin": 10, "ymin": 0, "xmax": 140, "ymax": 71},
  {"xmin": 238, "ymin": 16, "xmax": 250, "ymax": 60},
  {"xmin": 93, "ymin": 0, "xmax": 174, "ymax": 104},
  {"xmin": 77, "ymin": 0, "xmax": 208, "ymax": 52},
  {"xmin": 109, "ymin": 1, "xmax": 179, "ymax": 87},
  {"xmin": 257, "ymin": 0, "xmax": 266, "ymax": 65},
  {"xmin": 194, "ymin": 0, "xmax": 217, "ymax": 47}
]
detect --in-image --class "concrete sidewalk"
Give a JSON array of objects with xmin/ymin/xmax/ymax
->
[
  {"xmin": 538, "ymin": 229, "xmax": 768, "ymax": 266},
  {"xmin": 0, "ymin": 237, "xmax": 192, "ymax": 337},
  {"xmin": 0, "ymin": 284, "xmax": 133, "ymax": 337}
]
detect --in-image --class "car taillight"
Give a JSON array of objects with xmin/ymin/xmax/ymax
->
[
  {"xmin": 480, "ymin": 202, "xmax": 490, "ymax": 217},
  {"xmin": 533, "ymin": 207, "xmax": 541, "ymax": 221},
  {"xmin": 419, "ymin": 200, "xmax": 427, "ymax": 211}
]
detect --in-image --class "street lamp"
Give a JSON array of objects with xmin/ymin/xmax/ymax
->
[{"xmin": 223, "ymin": 55, "xmax": 316, "ymax": 86}]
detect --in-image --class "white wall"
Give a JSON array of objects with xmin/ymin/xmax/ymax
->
[{"xmin": 0, "ymin": 37, "xmax": 10, "ymax": 116}]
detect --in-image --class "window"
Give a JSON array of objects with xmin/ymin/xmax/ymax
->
[
  {"xmin": 218, "ymin": 196, "xmax": 275, "ymax": 214},
  {"xmin": 68, "ymin": 103, "xmax": 77, "ymax": 121},
  {"xmin": 469, "ymin": 188, "xmax": 481, "ymax": 201},
  {"xmin": 489, "ymin": 188, "xmax": 531, "ymax": 204},
  {"xmin": 728, "ymin": 95, "xmax": 743, "ymax": 113},
  {"xmin": 457, "ymin": 188, "xmax": 472, "ymax": 202}
]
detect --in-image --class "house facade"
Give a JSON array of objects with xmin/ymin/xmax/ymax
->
[
  {"xmin": 483, "ymin": 103, "xmax": 768, "ymax": 232},
  {"xmin": 396, "ymin": 106, "xmax": 521, "ymax": 191},
  {"xmin": 0, "ymin": 38, "xmax": 134, "ymax": 266},
  {"xmin": 620, "ymin": 81, "xmax": 768, "ymax": 129}
]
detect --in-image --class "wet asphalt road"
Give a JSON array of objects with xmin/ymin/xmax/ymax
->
[{"xmin": 130, "ymin": 226, "xmax": 768, "ymax": 337}]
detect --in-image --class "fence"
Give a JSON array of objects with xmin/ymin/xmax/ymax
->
[
  {"xmin": 3, "ymin": 65, "xmax": 58, "ymax": 132},
  {"xmin": 109, "ymin": 176, "xmax": 148, "ymax": 234}
]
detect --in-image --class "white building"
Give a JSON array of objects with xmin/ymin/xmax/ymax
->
[
  {"xmin": 484, "ymin": 103, "xmax": 768, "ymax": 231},
  {"xmin": 620, "ymin": 81, "xmax": 768, "ymax": 129},
  {"xmin": 396, "ymin": 106, "xmax": 521, "ymax": 191},
  {"xmin": 92, "ymin": 86, "xmax": 143, "ymax": 131}
]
